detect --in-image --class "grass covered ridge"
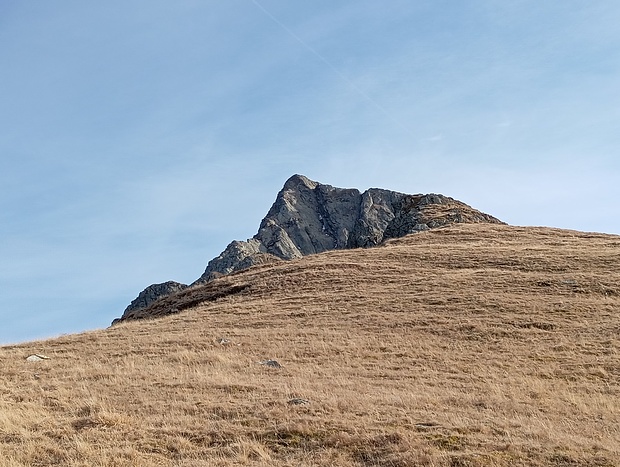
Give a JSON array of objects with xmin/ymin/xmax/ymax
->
[{"xmin": 1, "ymin": 224, "xmax": 619, "ymax": 466}]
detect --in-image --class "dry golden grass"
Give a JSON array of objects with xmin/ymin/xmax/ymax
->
[{"xmin": 1, "ymin": 224, "xmax": 619, "ymax": 466}]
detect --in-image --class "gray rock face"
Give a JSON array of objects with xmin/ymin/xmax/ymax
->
[
  {"xmin": 115, "ymin": 174, "xmax": 503, "ymax": 323},
  {"xmin": 257, "ymin": 175, "xmax": 362, "ymax": 256},
  {"xmin": 199, "ymin": 239, "xmax": 266, "ymax": 282},
  {"xmin": 195, "ymin": 174, "xmax": 502, "ymax": 283}
]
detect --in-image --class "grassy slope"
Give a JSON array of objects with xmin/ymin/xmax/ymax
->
[{"xmin": 1, "ymin": 224, "xmax": 619, "ymax": 466}]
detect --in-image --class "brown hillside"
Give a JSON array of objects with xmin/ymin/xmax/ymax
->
[{"xmin": 1, "ymin": 224, "xmax": 619, "ymax": 466}]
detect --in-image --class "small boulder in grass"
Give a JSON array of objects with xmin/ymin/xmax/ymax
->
[
  {"xmin": 258, "ymin": 359, "xmax": 282, "ymax": 368},
  {"xmin": 287, "ymin": 398, "xmax": 310, "ymax": 406},
  {"xmin": 26, "ymin": 354, "xmax": 49, "ymax": 362},
  {"xmin": 217, "ymin": 337, "xmax": 241, "ymax": 346}
]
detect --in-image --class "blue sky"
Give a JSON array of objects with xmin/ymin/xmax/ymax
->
[{"xmin": 1, "ymin": 1, "xmax": 619, "ymax": 344}]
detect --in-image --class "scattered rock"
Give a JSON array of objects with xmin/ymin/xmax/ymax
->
[
  {"xmin": 259, "ymin": 359, "xmax": 282, "ymax": 368},
  {"xmin": 414, "ymin": 422, "xmax": 441, "ymax": 430},
  {"xmin": 517, "ymin": 322, "xmax": 556, "ymax": 331},
  {"xmin": 26, "ymin": 354, "xmax": 49, "ymax": 362},
  {"xmin": 287, "ymin": 398, "xmax": 310, "ymax": 405}
]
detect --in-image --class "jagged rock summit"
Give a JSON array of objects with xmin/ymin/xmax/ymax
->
[{"xmin": 116, "ymin": 174, "xmax": 503, "ymax": 323}]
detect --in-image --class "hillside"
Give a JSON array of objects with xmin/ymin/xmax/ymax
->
[{"xmin": 2, "ymin": 223, "xmax": 619, "ymax": 466}]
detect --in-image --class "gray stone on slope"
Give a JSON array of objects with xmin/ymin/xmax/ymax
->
[
  {"xmin": 288, "ymin": 398, "xmax": 310, "ymax": 405},
  {"xmin": 26, "ymin": 354, "xmax": 49, "ymax": 362},
  {"xmin": 259, "ymin": 359, "xmax": 282, "ymax": 368}
]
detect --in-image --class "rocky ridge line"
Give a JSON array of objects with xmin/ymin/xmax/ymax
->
[{"xmin": 115, "ymin": 174, "xmax": 503, "ymax": 323}]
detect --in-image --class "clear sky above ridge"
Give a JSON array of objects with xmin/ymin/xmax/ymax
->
[{"xmin": 1, "ymin": 1, "xmax": 619, "ymax": 344}]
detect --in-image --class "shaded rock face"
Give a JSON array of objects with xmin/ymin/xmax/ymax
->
[
  {"xmin": 116, "ymin": 282, "xmax": 250, "ymax": 323},
  {"xmin": 195, "ymin": 175, "xmax": 362, "ymax": 281},
  {"xmin": 115, "ymin": 174, "xmax": 503, "ymax": 323},
  {"xmin": 116, "ymin": 281, "xmax": 188, "ymax": 324}
]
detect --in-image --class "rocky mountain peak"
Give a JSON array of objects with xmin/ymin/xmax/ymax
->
[
  {"xmin": 281, "ymin": 173, "xmax": 319, "ymax": 191},
  {"xmin": 115, "ymin": 175, "xmax": 503, "ymax": 323}
]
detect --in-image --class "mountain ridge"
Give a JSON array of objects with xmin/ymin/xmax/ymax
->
[{"xmin": 116, "ymin": 174, "xmax": 503, "ymax": 323}]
